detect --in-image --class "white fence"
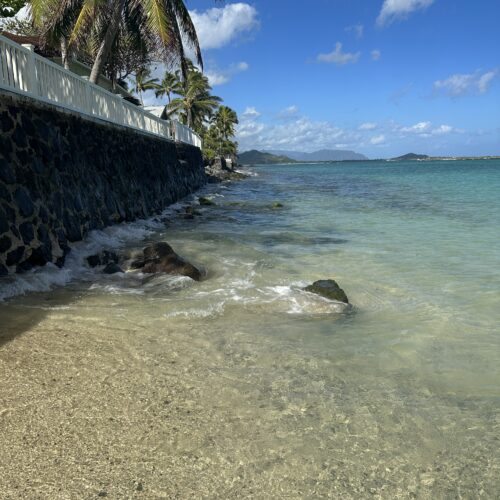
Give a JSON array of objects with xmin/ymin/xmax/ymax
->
[{"xmin": 0, "ymin": 34, "xmax": 201, "ymax": 149}]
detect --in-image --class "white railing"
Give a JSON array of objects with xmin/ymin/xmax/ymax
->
[
  {"xmin": 0, "ymin": 34, "xmax": 201, "ymax": 148},
  {"xmin": 173, "ymin": 120, "xmax": 202, "ymax": 149}
]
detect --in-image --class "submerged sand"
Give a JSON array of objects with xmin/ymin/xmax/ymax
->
[{"xmin": 1, "ymin": 287, "xmax": 499, "ymax": 499}]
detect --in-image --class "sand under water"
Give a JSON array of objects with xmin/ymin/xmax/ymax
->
[{"xmin": 1, "ymin": 160, "xmax": 499, "ymax": 498}]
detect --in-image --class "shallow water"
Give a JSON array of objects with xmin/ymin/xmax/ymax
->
[{"xmin": 1, "ymin": 160, "xmax": 499, "ymax": 498}]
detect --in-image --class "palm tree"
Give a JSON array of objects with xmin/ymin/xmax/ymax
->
[
  {"xmin": 133, "ymin": 68, "xmax": 160, "ymax": 105},
  {"xmin": 214, "ymin": 105, "xmax": 238, "ymax": 142},
  {"xmin": 30, "ymin": 0, "xmax": 202, "ymax": 85},
  {"xmin": 212, "ymin": 105, "xmax": 238, "ymax": 157},
  {"xmin": 155, "ymin": 70, "xmax": 183, "ymax": 104},
  {"xmin": 168, "ymin": 67, "xmax": 221, "ymax": 131}
]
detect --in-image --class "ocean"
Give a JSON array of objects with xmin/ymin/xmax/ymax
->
[{"xmin": 1, "ymin": 159, "xmax": 499, "ymax": 497}]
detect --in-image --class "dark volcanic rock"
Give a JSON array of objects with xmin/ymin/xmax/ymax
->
[
  {"xmin": 103, "ymin": 262, "xmax": 123, "ymax": 274},
  {"xmin": 134, "ymin": 242, "xmax": 202, "ymax": 281},
  {"xmin": 0, "ymin": 91, "xmax": 207, "ymax": 275},
  {"xmin": 19, "ymin": 221, "xmax": 35, "ymax": 245},
  {"xmin": 205, "ymin": 156, "xmax": 249, "ymax": 183},
  {"xmin": 0, "ymin": 158, "xmax": 16, "ymax": 184},
  {"xmin": 198, "ymin": 197, "xmax": 216, "ymax": 206},
  {"xmin": 0, "ymin": 235, "xmax": 12, "ymax": 253},
  {"xmin": 86, "ymin": 250, "xmax": 120, "ymax": 268},
  {"xmin": 14, "ymin": 187, "xmax": 34, "ymax": 217},
  {"xmin": 6, "ymin": 246, "xmax": 25, "ymax": 266},
  {"xmin": 304, "ymin": 279, "xmax": 349, "ymax": 304}
]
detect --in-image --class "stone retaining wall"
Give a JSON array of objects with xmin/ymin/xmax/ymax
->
[{"xmin": 0, "ymin": 90, "xmax": 206, "ymax": 276}]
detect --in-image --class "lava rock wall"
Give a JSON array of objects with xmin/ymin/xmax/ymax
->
[{"xmin": 0, "ymin": 90, "xmax": 206, "ymax": 276}]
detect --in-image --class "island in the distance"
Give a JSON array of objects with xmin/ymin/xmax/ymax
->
[
  {"xmin": 238, "ymin": 148, "xmax": 368, "ymax": 165},
  {"xmin": 390, "ymin": 152, "xmax": 500, "ymax": 161},
  {"xmin": 238, "ymin": 150, "xmax": 297, "ymax": 165}
]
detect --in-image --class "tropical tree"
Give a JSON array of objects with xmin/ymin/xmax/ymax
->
[
  {"xmin": 167, "ymin": 66, "xmax": 221, "ymax": 132},
  {"xmin": 214, "ymin": 105, "xmax": 238, "ymax": 142},
  {"xmin": 202, "ymin": 106, "xmax": 239, "ymax": 160},
  {"xmin": 155, "ymin": 70, "xmax": 182, "ymax": 104},
  {"xmin": 29, "ymin": 0, "xmax": 202, "ymax": 85},
  {"xmin": 0, "ymin": 0, "xmax": 25, "ymax": 17},
  {"xmin": 132, "ymin": 67, "xmax": 159, "ymax": 105}
]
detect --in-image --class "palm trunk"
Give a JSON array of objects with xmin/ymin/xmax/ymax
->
[
  {"xmin": 60, "ymin": 37, "xmax": 69, "ymax": 70},
  {"xmin": 187, "ymin": 107, "xmax": 192, "ymax": 128},
  {"xmin": 89, "ymin": 0, "xmax": 126, "ymax": 84}
]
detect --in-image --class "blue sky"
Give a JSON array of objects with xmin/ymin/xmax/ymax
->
[{"xmin": 149, "ymin": 0, "xmax": 500, "ymax": 157}]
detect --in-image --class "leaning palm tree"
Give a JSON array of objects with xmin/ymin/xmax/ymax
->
[
  {"xmin": 168, "ymin": 67, "xmax": 221, "ymax": 131},
  {"xmin": 30, "ymin": 0, "xmax": 202, "ymax": 85},
  {"xmin": 133, "ymin": 68, "xmax": 160, "ymax": 105},
  {"xmin": 155, "ymin": 70, "xmax": 183, "ymax": 104}
]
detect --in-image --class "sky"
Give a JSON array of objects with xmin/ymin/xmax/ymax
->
[
  {"xmin": 142, "ymin": 0, "xmax": 499, "ymax": 158},
  {"xmin": 9, "ymin": 1, "xmax": 500, "ymax": 157},
  {"xmin": 9, "ymin": 0, "xmax": 493, "ymax": 158}
]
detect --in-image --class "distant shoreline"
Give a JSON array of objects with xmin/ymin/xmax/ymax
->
[{"xmin": 240, "ymin": 156, "xmax": 500, "ymax": 167}]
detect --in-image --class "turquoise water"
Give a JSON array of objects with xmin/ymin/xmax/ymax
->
[{"xmin": 1, "ymin": 159, "xmax": 499, "ymax": 497}]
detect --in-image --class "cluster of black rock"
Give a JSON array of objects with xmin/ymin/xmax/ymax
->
[
  {"xmin": 205, "ymin": 157, "xmax": 249, "ymax": 183},
  {"xmin": 84, "ymin": 192, "xmax": 350, "ymax": 306}
]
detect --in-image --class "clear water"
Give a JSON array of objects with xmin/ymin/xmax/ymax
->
[{"xmin": 1, "ymin": 160, "xmax": 499, "ymax": 498}]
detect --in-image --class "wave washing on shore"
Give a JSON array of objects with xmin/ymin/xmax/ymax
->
[{"xmin": 1, "ymin": 160, "xmax": 499, "ymax": 498}]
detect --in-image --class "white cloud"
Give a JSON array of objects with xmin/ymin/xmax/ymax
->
[
  {"xmin": 359, "ymin": 122, "xmax": 378, "ymax": 131},
  {"xmin": 433, "ymin": 70, "xmax": 498, "ymax": 97},
  {"xmin": 278, "ymin": 105, "xmax": 299, "ymax": 119},
  {"xmin": 371, "ymin": 49, "xmax": 381, "ymax": 61},
  {"xmin": 237, "ymin": 113, "xmax": 469, "ymax": 155},
  {"xmin": 401, "ymin": 121, "xmax": 432, "ymax": 133},
  {"xmin": 206, "ymin": 61, "xmax": 249, "ymax": 86},
  {"xmin": 370, "ymin": 134, "xmax": 386, "ymax": 145},
  {"xmin": 317, "ymin": 42, "xmax": 361, "ymax": 65},
  {"xmin": 431, "ymin": 125, "xmax": 453, "ymax": 135},
  {"xmin": 242, "ymin": 107, "xmax": 261, "ymax": 118},
  {"xmin": 397, "ymin": 121, "xmax": 461, "ymax": 137},
  {"xmin": 236, "ymin": 62, "xmax": 249, "ymax": 71},
  {"xmin": 346, "ymin": 24, "xmax": 364, "ymax": 39},
  {"xmin": 377, "ymin": 0, "xmax": 434, "ymax": 26},
  {"xmin": 189, "ymin": 3, "xmax": 259, "ymax": 50},
  {"xmin": 237, "ymin": 116, "xmax": 362, "ymax": 152}
]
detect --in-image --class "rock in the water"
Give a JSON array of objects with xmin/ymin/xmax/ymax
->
[
  {"xmin": 271, "ymin": 202, "xmax": 284, "ymax": 209},
  {"xmin": 198, "ymin": 196, "xmax": 215, "ymax": 206},
  {"xmin": 103, "ymin": 262, "xmax": 123, "ymax": 274},
  {"xmin": 204, "ymin": 156, "xmax": 248, "ymax": 183},
  {"xmin": 86, "ymin": 250, "xmax": 119, "ymax": 268},
  {"xmin": 304, "ymin": 279, "xmax": 349, "ymax": 304},
  {"xmin": 185, "ymin": 206, "xmax": 202, "ymax": 216},
  {"xmin": 133, "ymin": 242, "xmax": 203, "ymax": 281}
]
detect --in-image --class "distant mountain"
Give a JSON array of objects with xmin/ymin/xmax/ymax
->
[
  {"xmin": 391, "ymin": 153, "xmax": 430, "ymax": 161},
  {"xmin": 238, "ymin": 150, "xmax": 296, "ymax": 165},
  {"xmin": 267, "ymin": 149, "xmax": 368, "ymax": 161}
]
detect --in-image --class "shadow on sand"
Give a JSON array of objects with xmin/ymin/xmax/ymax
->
[{"xmin": 0, "ymin": 287, "xmax": 85, "ymax": 348}]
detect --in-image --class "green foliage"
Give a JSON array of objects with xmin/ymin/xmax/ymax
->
[
  {"xmin": 155, "ymin": 70, "xmax": 183, "ymax": 103},
  {"xmin": 0, "ymin": 0, "xmax": 25, "ymax": 18},
  {"xmin": 132, "ymin": 67, "xmax": 160, "ymax": 104},
  {"xmin": 201, "ymin": 105, "xmax": 238, "ymax": 160},
  {"xmin": 28, "ymin": 0, "xmax": 203, "ymax": 84},
  {"xmin": 167, "ymin": 63, "xmax": 221, "ymax": 131},
  {"xmin": 0, "ymin": 15, "xmax": 41, "ymax": 35}
]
